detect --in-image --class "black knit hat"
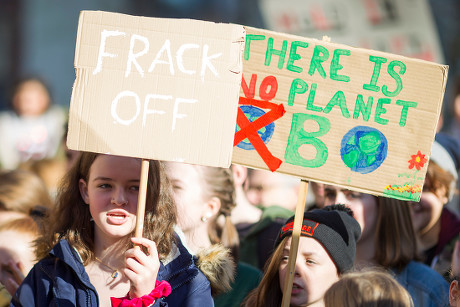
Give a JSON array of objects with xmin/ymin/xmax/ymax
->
[{"xmin": 274, "ymin": 204, "xmax": 361, "ymax": 274}]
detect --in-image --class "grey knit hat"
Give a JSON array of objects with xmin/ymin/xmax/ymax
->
[
  {"xmin": 430, "ymin": 133, "xmax": 460, "ymax": 200},
  {"xmin": 274, "ymin": 204, "xmax": 361, "ymax": 274}
]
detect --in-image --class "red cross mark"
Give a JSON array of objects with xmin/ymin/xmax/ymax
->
[{"xmin": 234, "ymin": 74, "xmax": 286, "ymax": 172}]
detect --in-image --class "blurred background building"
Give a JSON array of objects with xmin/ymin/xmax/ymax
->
[{"xmin": 0, "ymin": 0, "xmax": 459, "ymax": 131}]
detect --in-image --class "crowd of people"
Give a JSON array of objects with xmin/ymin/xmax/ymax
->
[{"xmin": 0, "ymin": 76, "xmax": 458, "ymax": 307}]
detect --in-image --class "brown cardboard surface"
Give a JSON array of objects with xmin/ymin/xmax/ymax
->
[
  {"xmin": 232, "ymin": 26, "xmax": 448, "ymax": 201},
  {"xmin": 68, "ymin": 11, "xmax": 245, "ymax": 168}
]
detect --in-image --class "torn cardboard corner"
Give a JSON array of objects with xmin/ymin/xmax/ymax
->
[
  {"xmin": 68, "ymin": 10, "xmax": 246, "ymax": 168},
  {"xmin": 232, "ymin": 26, "xmax": 448, "ymax": 202}
]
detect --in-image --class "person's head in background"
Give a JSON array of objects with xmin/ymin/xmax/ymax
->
[
  {"xmin": 451, "ymin": 77, "xmax": 460, "ymax": 131},
  {"xmin": 0, "ymin": 169, "xmax": 53, "ymax": 224},
  {"xmin": 324, "ymin": 269, "xmax": 413, "ymax": 307},
  {"xmin": 10, "ymin": 77, "xmax": 51, "ymax": 117},
  {"xmin": 64, "ymin": 147, "xmax": 80, "ymax": 171},
  {"xmin": 243, "ymin": 204, "xmax": 361, "ymax": 307},
  {"xmin": 165, "ymin": 162, "xmax": 238, "ymax": 254},
  {"xmin": 0, "ymin": 216, "xmax": 40, "ymax": 296},
  {"xmin": 306, "ymin": 181, "xmax": 325, "ymax": 210},
  {"xmin": 18, "ymin": 158, "xmax": 66, "ymax": 200},
  {"xmin": 410, "ymin": 133, "xmax": 459, "ymax": 244},
  {"xmin": 323, "ymin": 186, "xmax": 417, "ymax": 271},
  {"xmin": 62, "ymin": 122, "xmax": 81, "ymax": 172},
  {"xmin": 246, "ymin": 169, "xmax": 299, "ymax": 211},
  {"xmin": 165, "ymin": 162, "xmax": 238, "ymax": 295}
]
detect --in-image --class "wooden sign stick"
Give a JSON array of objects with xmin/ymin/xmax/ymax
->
[
  {"xmin": 281, "ymin": 179, "xmax": 309, "ymax": 307},
  {"xmin": 134, "ymin": 159, "xmax": 150, "ymax": 241}
]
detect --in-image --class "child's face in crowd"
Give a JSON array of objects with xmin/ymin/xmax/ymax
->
[
  {"xmin": 165, "ymin": 163, "xmax": 206, "ymax": 234},
  {"xmin": 410, "ymin": 177, "xmax": 446, "ymax": 235},
  {"xmin": 0, "ymin": 230, "xmax": 36, "ymax": 286},
  {"xmin": 279, "ymin": 236, "xmax": 339, "ymax": 307},
  {"xmin": 246, "ymin": 170, "xmax": 299, "ymax": 211},
  {"xmin": 323, "ymin": 185, "xmax": 377, "ymax": 241},
  {"xmin": 13, "ymin": 80, "xmax": 50, "ymax": 117},
  {"xmin": 79, "ymin": 155, "xmax": 140, "ymax": 244}
]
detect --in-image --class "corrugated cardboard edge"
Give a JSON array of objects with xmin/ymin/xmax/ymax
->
[
  {"xmin": 229, "ymin": 26, "xmax": 246, "ymax": 74},
  {"xmin": 222, "ymin": 25, "xmax": 246, "ymax": 167},
  {"xmin": 426, "ymin": 64, "xmax": 449, "ymax": 161}
]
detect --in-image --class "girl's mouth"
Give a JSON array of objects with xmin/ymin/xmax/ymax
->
[
  {"xmin": 106, "ymin": 211, "xmax": 128, "ymax": 225},
  {"xmin": 291, "ymin": 282, "xmax": 303, "ymax": 294}
]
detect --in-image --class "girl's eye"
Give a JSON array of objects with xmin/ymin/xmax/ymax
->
[
  {"xmin": 345, "ymin": 191, "xmax": 361, "ymax": 199},
  {"xmin": 98, "ymin": 183, "xmax": 111, "ymax": 189},
  {"xmin": 305, "ymin": 258, "xmax": 316, "ymax": 264},
  {"xmin": 130, "ymin": 185, "xmax": 139, "ymax": 191},
  {"xmin": 281, "ymin": 256, "xmax": 289, "ymax": 261},
  {"xmin": 324, "ymin": 189, "xmax": 337, "ymax": 199}
]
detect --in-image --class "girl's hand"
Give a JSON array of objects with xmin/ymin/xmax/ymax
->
[
  {"xmin": 0, "ymin": 261, "xmax": 25, "ymax": 296},
  {"xmin": 124, "ymin": 237, "xmax": 160, "ymax": 298}
]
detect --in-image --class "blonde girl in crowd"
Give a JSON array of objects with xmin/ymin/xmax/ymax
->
[
  {"xmin": 324, "ymin": 269, "xmax": 414, "ymax": 307},
  {"xmin": 165, "ymin": 162, "xmax": 261, "ymax": 307}
]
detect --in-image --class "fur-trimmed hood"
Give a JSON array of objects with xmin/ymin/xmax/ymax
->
[{"xmin": 195, "ymin": 244, "xmax": 236, "ymax": 297}]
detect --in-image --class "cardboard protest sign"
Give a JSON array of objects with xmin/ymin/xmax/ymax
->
[
  {"xmin": 232, "ymin": 26, "xmax": 448, "ymax": 201},
  {"xmin": 68, "ymin": 11, "xmax": 245, "ymax": 167}
]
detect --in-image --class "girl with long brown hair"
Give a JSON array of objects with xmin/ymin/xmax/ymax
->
[
  {"xmin": 12, "ymin": 153, "xmax": 212, "ymax": 306},
  {"xmin": 324, "ymin": 185, "xmax": 450, "ymax": 307},
  {"xmin": 243, "ymin": 204, "xmax": 361, "ymax": 307}
]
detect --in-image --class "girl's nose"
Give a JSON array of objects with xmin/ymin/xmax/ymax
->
[
  {"xmin": 293, "ymin": 257, "xmax": 303, "ymax": 276},
  {"xmin": 111, "ymin": 189, "xmax": 128, "ymax": 206},
  {"xmin": 335, "ymin": 192, "xmax": 348, "ymax": 205}
]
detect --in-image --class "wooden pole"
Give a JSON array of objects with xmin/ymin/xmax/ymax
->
[
  {"xmin": 281, "ymin": 179, "xmax": 309, "ymax": 307},
  {"xmin": 134, "ymin": 159, "xmax": 150, "ymax": 239}
]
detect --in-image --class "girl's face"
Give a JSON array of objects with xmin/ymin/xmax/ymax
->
[
  {"xmin": 79, "ymin": 155, "xmax": 141, "ymax": 245},
  {"xmin": 13, "ymin": 80, "xmax": 50, "ymax": 117},
  {"xmin": 0, "ymin": 230, "xmax": 36, "ymax": 283},
  {"xmin": 410, "ymin": 177, "xmax": 446, "ymax": 235},
  {"xmin": 165, "ymin": 162, "xmax": 207, "ymax": 234},
  {"xmin": 246, "ymin": 170, "xmax": 299, "ymax": 211},
  {"xmin": 323, "ymin": 185, "xmax": 377, "ymax": 242},
  {"xmin": 279, "ymin": 236, "xmax": 339, "ymax": 307}
]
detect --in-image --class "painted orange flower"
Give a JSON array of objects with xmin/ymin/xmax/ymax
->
[{"xmin": 408, "ymin": 151, "xmax": 427, "ymax": 170}]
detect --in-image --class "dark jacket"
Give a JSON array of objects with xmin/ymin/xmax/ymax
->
[
  {"xmin": 238, "ymin": 205, "xmax": 292, "ymax": 270},
  {"xmin": 393, "ymin": 260, "xmax": 449, "ymax": 307},
  {"xmin": 425, "ymin": 207, "xmax": 460, "ymax": 280},
  {"xmin": 11, "ymin": 236, "xmax": 213, "ymax": 307}
]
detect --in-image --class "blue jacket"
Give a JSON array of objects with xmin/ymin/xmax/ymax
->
[
  {"xmin": 393, "ymin": 260, "xmax": 449, "ymax": 307},
  {"xmin": 11, "ymin": 236, "xmax": 213, "ymax": 307}
]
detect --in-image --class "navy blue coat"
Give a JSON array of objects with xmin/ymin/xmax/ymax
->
[{"xmin": 11, "ymin": 236, "xmax": 213, "ymax": 306}]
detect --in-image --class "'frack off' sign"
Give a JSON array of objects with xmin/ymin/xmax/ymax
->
[
  {"xmin": 68, "ymin": 11, "xmax": 245, "ymax": 167},
  {"xmin": 232, "ymin": 26, "xmax": 448, "ymax": 201}
]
